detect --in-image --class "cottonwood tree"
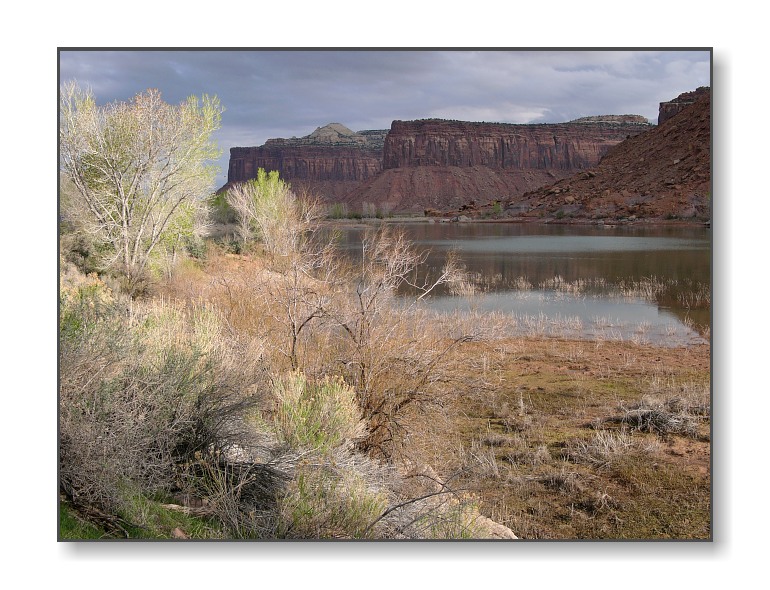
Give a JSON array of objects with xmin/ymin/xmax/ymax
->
[
  {"xmin": 226, "ymin": 168, "xmax": 310, "ymax": 255},
  {"xmin": 59, "ymin": 82, "xmax": 223, "ymax": 294}
]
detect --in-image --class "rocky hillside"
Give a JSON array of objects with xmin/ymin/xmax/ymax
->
[
  {"xmin": 223, "ymin": 89, "xmax": 710, "ymax": 221},
  {"xmin": 485, "ymin": 88, "xmax": 711, "ymax": 222}
]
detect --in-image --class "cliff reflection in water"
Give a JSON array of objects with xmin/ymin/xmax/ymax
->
[{"xmin": 334, "ymin": 222, "xmax": 711, "ymax": 346}]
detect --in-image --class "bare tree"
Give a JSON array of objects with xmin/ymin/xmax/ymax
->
[
  {"xmin": 331, "ymin": 226, "xmax": 468, "ymax": 458},
  {"xmin": 59, "ymin": 82, "xmax": 223, "ymax": 294},
  {"xmin": 226, "ymin": 177, "xmax": 471, "ymax": 459}
]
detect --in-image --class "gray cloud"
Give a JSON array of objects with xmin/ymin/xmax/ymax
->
[{"xmin": 59, "ymin": 49, "xmax": 711, "ymax": 188}]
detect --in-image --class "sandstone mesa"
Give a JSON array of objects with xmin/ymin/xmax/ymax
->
[{"xmin": 222, "ymin": 88, "xmax": 711, "ymax": 222}]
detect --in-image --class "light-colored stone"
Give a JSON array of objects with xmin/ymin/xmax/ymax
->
[
  {"xmin": 171, "ymin": 527, "xmax": 189, "ymax": 539},
  {"xmin": 473, "ymin": 515, "xmax": 518, "ymax": 540}
]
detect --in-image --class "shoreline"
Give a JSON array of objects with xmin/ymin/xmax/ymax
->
[
  {"xmin": 320, "ymin": 216, "xmax": 711, "ymax": 229},
  {"xmin": 205, "ymin": 215, "xmax": 710, "ymax": 246}
]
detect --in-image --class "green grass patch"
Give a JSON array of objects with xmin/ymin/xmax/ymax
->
[
  {"xmin": 59, "ymin": 494, "xmax": 226, "ymax": 540},
  {"xmin": 59, "ymin": 503, "xmax": 109, "ymax": 540},
  {"xmin": 117, "ymin": 492, "xmax": 225, "ymax": 539}
]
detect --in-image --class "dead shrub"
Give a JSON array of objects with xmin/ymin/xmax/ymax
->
[
  {"xmin": 573, "ymin": 491, "xmax": 620, "ymax": 516},
  {"xmin": 504, "ymin": 438, "xmax": 552, "ymax": 468},
  {"xmin": 482, "ymin": 432, "xmax": 511, "ymax": 447},
  {"xmin": 597, "ymin": 375, "xmax": 709, "ymax": 439},
  {"xmin": 605, "ymin": 399, "xmax": 702, "ymax": 438},
  {"xmin": 324, "ymin": 227, "xmax": 470, "ymax": 459},
  {"xmin": 179, "ymin": 451, "xmax": 289, "ymax": 539},
  {"xmin": 538, "ymin": 467, "xmax": 585, "ymax": 494},
  {"xmin": 458, "ymin": 439, "xmax": 501, "ymax": 480},
  {"xmin": 563, "ymin": 430, "xmax": 660, "ymax": 469},
  {"xmin": 205, "ymin": 190, "xmax": 479, "ymax": 462}
]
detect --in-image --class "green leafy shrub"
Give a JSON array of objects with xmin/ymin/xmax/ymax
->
[
  {"xmin": 274, "ymin": 372, "xmax": 365, "ymax": 453},
  {"xmin": 422, "ymin": 501, "xmax": 485, "ymax": 539},
  {"xmin": 208, "ymin": 191, "xmax": 239, "ymax": 224},
  {"xmin": 59, "ymin": 273, "xmax": 118, "ymax": 342},
  {"xmin": 226, "ymin": 169, "xmax": 300, "ymax": 251}
]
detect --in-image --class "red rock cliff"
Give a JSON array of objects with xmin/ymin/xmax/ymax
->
[
  {"xmin": 383, "ymin": 116, "xmax": 650, "ymax": 170},
  {"xmin": 342, "ymin": 116, "xmax": 651, "ymax": 213},
  {"xmin": 226, "ymin": 124, "xmax": 386, "ymax": 199},
  {"xmin": 658, "ymin": 87, "xmax": 711, "ymax": 125},
  {"xmin": 224, "ymin": 117, "xmax": 652, "ymax": 213}
]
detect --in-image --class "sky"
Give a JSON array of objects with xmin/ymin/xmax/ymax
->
[{"xmin": 59, "ymin": 49, "xmax": 711, "ymax": 188}]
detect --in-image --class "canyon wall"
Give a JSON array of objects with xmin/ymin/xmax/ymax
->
[
  {"xmin": 226, "ymin": 124, "xmax": 387, "ymax": 199},
  {"xmin": 345, "ymin": 116, "xmax": 651, "ymax": 212},
  {"xmin": 382, "ymin": 116, "xmax": 650, "ymax": 170},
  {"xmin": 224, "ymin": 117, "xmax": 652, "ymax": 212}
]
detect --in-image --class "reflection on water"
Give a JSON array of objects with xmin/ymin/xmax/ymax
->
[
  {"xmin": 334, "ymin": 222, "xmax": 711, "ymax": 346},
  {"xmin": 426, "ymin": 291, "xmax": 704, "ymax": 346}
]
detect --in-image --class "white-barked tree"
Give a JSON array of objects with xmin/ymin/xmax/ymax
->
[{"xmin": 59, "ymin": 82, "xmax": 223, "ymax": 293}]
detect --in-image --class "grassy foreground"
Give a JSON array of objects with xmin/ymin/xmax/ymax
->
[{"xmin": 61, "ymin": 241, "xmax": 709, "ymax": 540}]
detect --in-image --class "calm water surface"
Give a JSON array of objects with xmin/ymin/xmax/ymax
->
[{"xmin": 335, "ymin": 222, "xmax": 711, "ymax": 346}]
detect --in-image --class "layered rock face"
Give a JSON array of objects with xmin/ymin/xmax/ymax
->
[
  {"xmin": 658, "ymin": 87, "xmax": 711, "ymax": 125},
  {"xmin": 382, "ymin": 116, "xmax": 649, "ymax": 170},
  {"xmin": 226, "ymin": 124, "xmax": 387, "ymax": 199},
  {"xmin": 503, "ymin": 88, "xmax": 711, "ymax": 221},
  {"xmin": 343, "ymin": 117, "xmax": 651, "ymax": 212},
  {"xmin": 224, "ymin": 117, "xmax": 653, "ymax": 213}
]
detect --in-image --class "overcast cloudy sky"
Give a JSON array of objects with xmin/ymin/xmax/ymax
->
[{"xmin": 59, "ymin": 49, "xmax": 710, "ymax": 188}]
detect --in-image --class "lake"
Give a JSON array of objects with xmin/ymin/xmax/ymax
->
[{"xmin": 334, "ymin": 222, "xmax": 711, "ymax": 346}]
